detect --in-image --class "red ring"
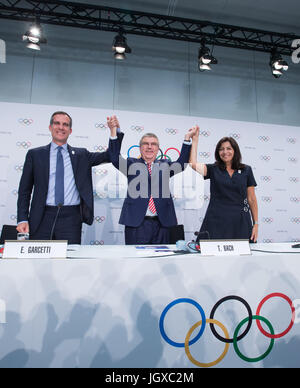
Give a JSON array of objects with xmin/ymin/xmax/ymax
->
[
  {"xmin": 256, "ymin": 293, "xmax": 295, "ymax": 339},
  {"xmin": 164, "ymin": 148, "xmax": 181, "ymax": 160}
]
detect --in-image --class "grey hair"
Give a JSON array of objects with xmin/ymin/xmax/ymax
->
[{"xmin": 139, "ymin": 133, "xmax": 160, "ymax": 147}]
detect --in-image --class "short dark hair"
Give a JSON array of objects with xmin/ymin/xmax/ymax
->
[
  {"xmin": 215, "ymin": 137, "xmax": 245, "ymax": 170},
  {"xmin": 50, "ymin": 111, "xmax": 73, "ymax": 128}
]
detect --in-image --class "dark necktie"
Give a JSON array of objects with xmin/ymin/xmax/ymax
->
[{"xmin": 55, "ymin": 146, "xmax": 64, "ymax": 206}]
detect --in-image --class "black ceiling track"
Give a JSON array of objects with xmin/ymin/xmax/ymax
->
[{"xmin": 0, "ymin": 0, "xmax": 297, "ymax": 55}]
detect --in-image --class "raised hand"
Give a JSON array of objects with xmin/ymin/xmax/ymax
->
[
  {"xmin": 107, "ymin": 115, "xmax": 120, "ymax": 137},
  {"xmin": 185, "ymin": 125, "xmax": 199, "ymax": 141}
]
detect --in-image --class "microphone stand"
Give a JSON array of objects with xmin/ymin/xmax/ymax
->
[{"xmin": 49, "ymin": 204, "xmax": 63, "ymax": 241}]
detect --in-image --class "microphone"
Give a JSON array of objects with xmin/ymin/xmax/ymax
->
[
  {"xmin": 49, "ymin": 204, "xmax": 63, "ymax": 241},
  {"xmin": 195, "ymin": 231, "xmax": 210, "ymax": 243}
]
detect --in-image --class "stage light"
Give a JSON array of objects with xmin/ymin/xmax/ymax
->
[
  {"xmin": 270, "ymin": 51, "xmax": 289, "ymax": 78},
  {"xmin": 198, "ymin": 43, "xmax": 218, "ymax": 72},
  {"xmin": 22, "ymin": 22, "xmax": 47, "ymax": 51},
  {"xmin": 112, "ymin": 32, "xmax": 132, "ymax": 60}
]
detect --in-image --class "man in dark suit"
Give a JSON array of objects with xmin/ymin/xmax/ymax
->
[
  {"xmin": 108, "ymin": 118, "xmax": 197, "ymax": 245},
  {"xmin": 17, "ymin": 112, "xmax": 123, "ymax": 244}
]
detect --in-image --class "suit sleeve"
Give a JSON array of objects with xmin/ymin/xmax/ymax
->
[
  {"xmin": 88, "ymin": 132, "xmax": 124, "ymax": 167},
  {"xmin": 169, "ymin": 142, "xmax": 192, "ymax": 177},
  {"xmin": 17, "ymin": 151, "xmax": 34, "ymax": 223}
]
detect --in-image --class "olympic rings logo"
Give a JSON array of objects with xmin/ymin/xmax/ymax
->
[
  {"xmin": 95, "ymin": 123, "xmax": 108, "ymax": 129},
  {"xmin": 165, "ymin": 128, "xmax": 179, "ymax": 135},
  {"xmin": 160, "ymin": 294, "xmax": 295, "ymax": 367},
  {"xmin": 260, "ymin": 155, "xmax": 271, "ymax": 162},
  {"xmin": 261, "ymin": 196, "xmax": 272, "ymax": 203},
  {"xmin": 10, "ymin": 215, "xmax": 17, "ymax": 221},
  {"xmin": 286, "ymin": 137, "xmax": 297, "ymax": 144},
  {"xmin": 90, "ymin": 240, "xmax": 104, "ymax": 246},
  {"xmin": 288, "ymin": 157, "xmax": 298, "ymax": 163},
  {"xmin": 93, "ymin": 168, "xmax": 108, "ymax": 176},
  {"xmin": 262, "ymin": 217, "xmax": 274, "ymax": 223},
  {"xmin": 291, "ymin": 217, "xmax": 300, "ymax": 224},
  {"xmin": 290, "ymin": 197, "xmax": 300, "ymax": 203},
  {"xmin": 18, "ymin": 118, "xmax": 33, "ymax": 126},
  {"xmin": 259, "ymin": 136, "xmax": 270, "ymax": 142},
  {"xmin": 16, "ymin": 141, "xmax": 32, "ymax": 149},
  {"xmin": 198, "ymin": 152, "xmax": 211, "ymax": 158},
  {"xmin": 94, "ymin": 145, "xmax": 107, "ymax": 152},
  {"xmin": 127, "ymin": 146, "xmax": 181, "ymax": 162},
  {"xmin": 263, "ymin": 238, "xmax": 274, "ymax": 243},
  {"xmin": 94, "ymin": 216, "xmax": 106, "ymax": 223},
  {"xmin": 199, "ymin": 130, "xmax": 210, "ymax": 137},
  {"xmin": 260, "ymin": 176, "xmax": 272, "ymax": 182},
  {"xmin": 131, "ymin": 125, "xmax": 144, "ymax": 133},
  {"xmin": 14, "ymin": 165, "xmax": 24, "ymax": 172},
  {"xmin": 289, "ymin": 177, "xmax": 299, "ymax": 183},
  {"xmin": 229, "ymin": 133, "xmax": 241, "ymax": 140}
]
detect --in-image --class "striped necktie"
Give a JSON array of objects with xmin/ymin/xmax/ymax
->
[{"xmin": 147, "ymin": 163, "xmax": 157, "ymax": 214}]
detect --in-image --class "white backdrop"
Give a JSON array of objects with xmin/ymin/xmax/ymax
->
[{"xmin": 0, "ymin": 101, "xmax": 299, "ymax": 244}]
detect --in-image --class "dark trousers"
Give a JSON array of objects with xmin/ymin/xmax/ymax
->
[
  {"xmin": 125, "ymin": 217, "xmax": 170, "ymax": 245},
  {"xmin": 30, "ymin": 205, "xmax": 82, "ymax": 245}
]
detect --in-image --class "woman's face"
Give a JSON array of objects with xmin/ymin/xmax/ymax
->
[{"xmin": 219, "ymin": 141, "xmax": 234, "ymax": 165}]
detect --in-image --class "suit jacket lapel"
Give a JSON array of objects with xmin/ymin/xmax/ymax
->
[
  {"xmin": 43, "ymin": 144, "xmax": 51, "ymax": 190},
  {"xmin": 68, "ymin": 145, "xmax": 78, "ymax": 178}
]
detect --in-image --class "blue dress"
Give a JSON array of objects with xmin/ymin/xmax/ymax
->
[{"xmin": 200, "ymin": 164, "xmax": 257, "ymax": 240}]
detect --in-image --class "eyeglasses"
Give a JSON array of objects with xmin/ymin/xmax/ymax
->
[{"xmin": 141, "ymin": 142, "xmax": 159, "ymax": 147}]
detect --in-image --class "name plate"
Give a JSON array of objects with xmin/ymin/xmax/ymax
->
[
  {"xmin": 2, "ymin": 240, "xmax": 68, "ymax": 259},
  {"xmin": 200, "ymin": 240, "xmax": 251, "ymax": 256}
]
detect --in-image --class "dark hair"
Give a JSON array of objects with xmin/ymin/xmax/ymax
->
[
  {"xmin": 215, "ymin": 137, "xmax": 245, "ymax": 170},
  {"xmin": 50, "ymin": 111, "xmax": 73, "ymax": 128}
]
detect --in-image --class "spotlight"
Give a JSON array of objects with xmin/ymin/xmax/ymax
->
[
  {"xmin": 23, "ymin": 22, "xmax": 47, "ymax": 51},
  {"xmin": 112, "ymin": 32, "xmax": 132, "ymax": 60},
  {"xmin": 270, "ymin": 51, "xmax": 289, "ymax": 78},
  {"xmin": 198, "ymin": 44, "xmax": 218, "ymax": 72}
]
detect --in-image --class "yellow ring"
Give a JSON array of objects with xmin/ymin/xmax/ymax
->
[{"xmin": 185, "ymin": 319, "xmax": 230, "ymax": 368}]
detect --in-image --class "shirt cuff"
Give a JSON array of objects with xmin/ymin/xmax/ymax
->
[
  {"xmin": 183, "ymin": 139, "xmax": 192, "ymax": 145},
  {"xmin": 110, "ymin": 127, "xmax": 121, "ymax": 140},
  {"xmin": 18, "ymin": 221, "xmax": 28, "ymax": 225}
]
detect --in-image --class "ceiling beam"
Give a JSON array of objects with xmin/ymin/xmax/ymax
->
[{"xmin": 0, "ymin": 0, "xmax": 297, "ymax": 55}]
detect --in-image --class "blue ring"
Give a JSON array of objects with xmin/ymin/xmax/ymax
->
[
  {"xmin": 127, "ymin": 145, "xmax": 140, "ymax": 158},
  {"xmin": 159, "ymin": 298, "xmax": 206, "ymax": 348}
]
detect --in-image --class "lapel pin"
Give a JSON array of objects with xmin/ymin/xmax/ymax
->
[
  {"xmin": 238, "ymin": 170, "xmax": 241, "ymax": 174},
  {"xmin": 72, "ymin": 151, "xmax": 75, "ymax": 155}
]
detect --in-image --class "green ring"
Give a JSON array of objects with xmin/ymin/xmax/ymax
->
[
  {"xmin": 156, "ymin": 154, "xmax": 172, "ymax": 161},
  {"xmin": 233, "ymin": 315, "xmax": 275, "ymax": 363}
]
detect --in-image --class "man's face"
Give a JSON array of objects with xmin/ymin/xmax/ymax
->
[
  {"xmin": 49, "ymin": 114, "xmax": 72, "ymax": 145},
  {"xmin": 140, "ymin": 136, "xmax": 160, "ymax": 163}
]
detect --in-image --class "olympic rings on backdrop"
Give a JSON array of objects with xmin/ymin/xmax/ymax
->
[
  {"xmin": 209, "ymin": 296, "xmax": 252, "ymax": 343},
  {"xmin": 185, "ymin": 319, "xmax": 230, "ymax": 368},
  {"xmin": 127, "ymin": 146, "xmax": 180, "ymax": 162},
  {"xmin": 256, "ymin": 293, "xmax": 295, "ymax": 339},
  {"xmin": 159, "ymin": 293, "xmax": 295, "ymax": 367},
  {"xmin": 159, "ymin": 298, "xmax": 206, "ymax": 348},
  {"xmin": 233, "ymin": 315, "xmax": 274, "ymax": 363}
]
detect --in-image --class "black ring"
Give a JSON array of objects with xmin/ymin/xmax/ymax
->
[{"xmin": 209, "ymin": 295, "xmax": 253, "ymax": 343}]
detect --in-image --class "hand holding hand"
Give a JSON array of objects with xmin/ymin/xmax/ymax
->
[
  {"xmin": 185, "ymin": 125, "xmax": 199, "ymax": 141},
  {"xmin": 107, "ymin": 115, "xmax": 120, "ymax": 137}
]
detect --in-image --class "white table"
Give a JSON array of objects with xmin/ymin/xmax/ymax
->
[{"xmin": 0, "ymin": 243, "xmax": 299, "ymax": 368}]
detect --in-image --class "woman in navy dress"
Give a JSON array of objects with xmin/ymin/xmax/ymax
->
[{"xmin": 189, "ymin": 126, "xmax": 259, "ymax": 242}]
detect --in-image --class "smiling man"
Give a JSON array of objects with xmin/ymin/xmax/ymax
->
[
  {"xmin": 16, "ymin": 111, "xmax": 123, "ymax": 244},
  {"xmin": 108, "ymin": 118, "xmax": 197, "ymax": 245}
]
